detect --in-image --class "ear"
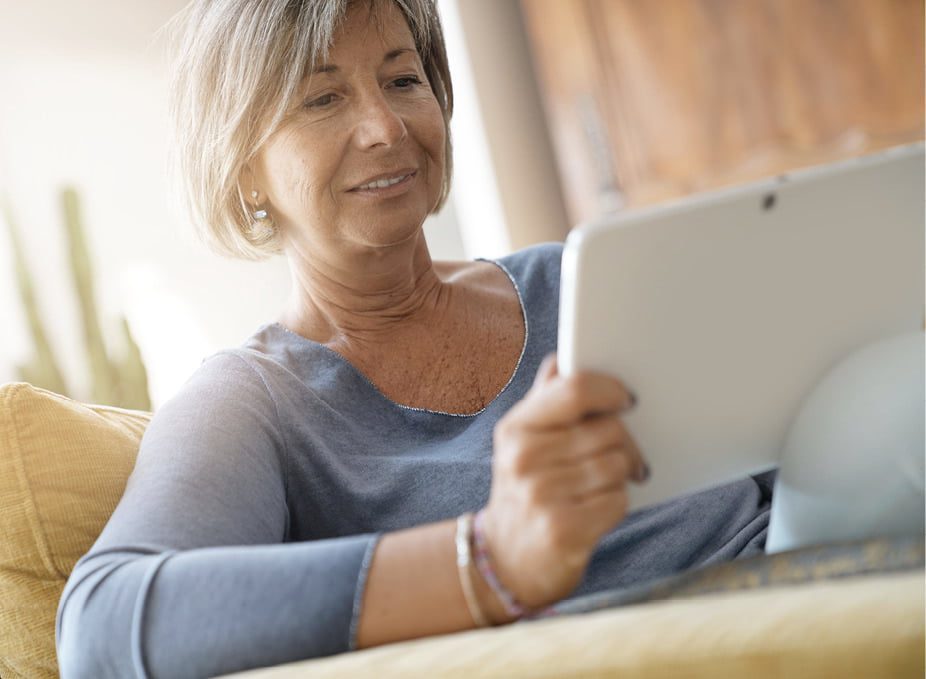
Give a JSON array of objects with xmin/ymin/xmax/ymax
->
[{"xmin": 238, "ymin": 164, "xmax": 263, "ymax": 207}]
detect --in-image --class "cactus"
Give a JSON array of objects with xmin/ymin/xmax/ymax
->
[
  {"xmin": 4, "ymin": 189, "xmax": 151, "ymax": 410},
  {"xmin": 113, "ymin": 315, "xmax": 151, "ymax": 411},
  {"xmin": 61, "ymin": 188, "xmax": 118, "ymax": 405},
  {"xmin": 60, "ymin": 188, "xmax": 151, "ymax": 411},
  {"xmin": 3, "ymin": 197, "xmax": 70, "ymax": 396}
]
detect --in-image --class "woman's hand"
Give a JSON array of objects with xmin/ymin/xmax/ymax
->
[{"xmin": 481, "ymin": 353, "xmax": 647, "ymax": 611}]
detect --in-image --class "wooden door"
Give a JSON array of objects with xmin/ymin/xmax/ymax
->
[{"xmin": 521, "ymin": 0, "xmax": 925, "ymax": 225}]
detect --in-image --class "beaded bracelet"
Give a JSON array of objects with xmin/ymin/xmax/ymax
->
[
  {"xmin": 454, "ymin": 513, "xmax": 491, "ymax": 628},
  {"xmin": 472, "ymin": 509, "xmax": 535, "ymax": 619}
]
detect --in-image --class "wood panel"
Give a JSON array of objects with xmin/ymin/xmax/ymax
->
[
  {"xmin": 522, "ymin": 0, "xmax": 925, "ymax": 225},
  {"xmin": 519, "ymin": 0, "xmax": 616, "ymax": 222}
]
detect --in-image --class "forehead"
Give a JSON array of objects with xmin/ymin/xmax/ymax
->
[{"xmin": 325, "ymin": 1, "xmax": 417, "ymax": 62}]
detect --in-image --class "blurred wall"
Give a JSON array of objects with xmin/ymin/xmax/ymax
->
[
  {"xmin": 0, "ymin": 0, "xmax": 467, "ymax": 408},
  {"xmin": 439, "ymin": 0, "xmax": 569, "ymax": 256}
]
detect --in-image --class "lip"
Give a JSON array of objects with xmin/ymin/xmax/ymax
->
[{"xmin": 348, "ymin": 169, "xmax": 417, "ymax": 193}]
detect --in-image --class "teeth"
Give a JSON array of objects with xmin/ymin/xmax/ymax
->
[{"xmin": 358, "ymin": 174, "xmax": 409, "ymax": 190}]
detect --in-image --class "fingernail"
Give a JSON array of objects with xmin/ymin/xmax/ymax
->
[
  {"xmin": 627, "ymin": 390, "xmax": 638, "ymax": 410},
  {"xmin": 638, "ymin": 463, "xmax": 651, "ymax": 482}
]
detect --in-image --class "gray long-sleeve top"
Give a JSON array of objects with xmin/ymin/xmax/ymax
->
[{"xmin": 56, "ymin": 243, "xmax": 771, "ymax": 678}]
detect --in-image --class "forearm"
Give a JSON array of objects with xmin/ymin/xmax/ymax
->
[
  {"xmin": 58, "ymin": 537, "xmax": 375, "ymax": 678},
  {"xmin": 355, "ymin": 516, "xmax": 518, "ymax": 649}
]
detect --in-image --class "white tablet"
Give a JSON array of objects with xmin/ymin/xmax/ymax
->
[{"xmin": 558, "ymin": 143, "xmax": 925, "ymax": 510}]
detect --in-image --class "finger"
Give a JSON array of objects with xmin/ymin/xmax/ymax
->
[
  {"xmin": 575, "ymin": 485, "xmax": 629, "ymax": 527},
  {"xmin": 540, "ymin": 449, "xmax": 631, "ymax": 501},
  {"xmin": 524, "ymin": 372, "xmax": 632, "ymax": 429},
  {"xmin": 538, "ymin": 417, "xmax": 649, "ymax": 484},
  {"xmin": 547, "ymin": 414, "xmax": 625, "ymax": 466},
  {"xmin": 566, "ymin": 416, "xmax": 649, "ymax": 484},
  {"xmin": 621, "ymin": 426, "xmax": 650, "ymax": 483},
  {"xmin": 531, "ymin": 353, "xmax": 558, "ymax": 388},
  {"xmin": 574, "ymin": 450, "xmax": 631, "ymax": 500},
  {"xmin": 554, "ymin": 484, "xmax": 629, "ymax": 547}
]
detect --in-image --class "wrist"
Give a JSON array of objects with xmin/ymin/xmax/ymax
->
[
  {"xmin": 469, "ymin": 557, "xmax": 519, "ymax": 626},
  {"xmin": 471, "ymin": 508, "xmax": 541, "ymax": 622}
]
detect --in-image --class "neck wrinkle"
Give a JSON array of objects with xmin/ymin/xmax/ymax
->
[{"xmin": 280, "ymin": 234, "xmax": 451, "ymax": 347}]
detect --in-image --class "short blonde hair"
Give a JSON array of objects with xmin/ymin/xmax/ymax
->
[{"xmin": 168, "ymin": 0, "xmax": 454, "ymax": 260}]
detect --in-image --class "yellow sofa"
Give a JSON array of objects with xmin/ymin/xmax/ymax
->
[{"xmin": 1, "ymin": 381, "xmax": 923, "ymax": 679}]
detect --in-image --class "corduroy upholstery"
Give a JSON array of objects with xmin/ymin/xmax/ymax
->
[
  {"xmin": 0, "ymin": 382, "xmax": 150, "ymax": 679},
  {"xmin": 222, "ymin": 571, "xmax": 925, "ymax": 678}
]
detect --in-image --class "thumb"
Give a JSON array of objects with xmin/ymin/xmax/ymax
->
[{"xmin": 532, "ymin": 353, "xmax": 558, "ymax": 387}]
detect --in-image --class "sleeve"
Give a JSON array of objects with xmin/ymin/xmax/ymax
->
[{"xmin": 55, "ymin": 352, "xmax": 381, "ymax": 679}]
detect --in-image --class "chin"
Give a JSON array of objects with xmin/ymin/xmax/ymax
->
[{"xmin": 351, "ymin": 206, "xmax": 431, "ymax": 249}]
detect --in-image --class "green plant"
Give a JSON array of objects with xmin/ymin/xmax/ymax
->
[
  {"xmin": 4, "ymin": 188, "xmax": 151, "ymax": 410},
  {"xmin": 3, "ymin": 197, "xmax": 69, "ymax": 396}
]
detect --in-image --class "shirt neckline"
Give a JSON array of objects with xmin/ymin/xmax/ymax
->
[{"xmin": 269, "ymin": 257, "xmax": 530, "ymax": 418}]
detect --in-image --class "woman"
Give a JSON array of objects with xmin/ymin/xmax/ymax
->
[{"xmin": 56, "ymin": 1, "xmax": 772, "ymax": 677}]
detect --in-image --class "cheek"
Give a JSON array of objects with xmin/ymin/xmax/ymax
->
[
  {"xmin": 418, "ymin": 103, "xmax": 446, "ymax": 181},
  {"xmin": 261, "ymin": 137, "xmax": 339, "ymax": 212},
  {"xmin": 425, "ymin": 103, "xmax": 446, "ymax": 157}
]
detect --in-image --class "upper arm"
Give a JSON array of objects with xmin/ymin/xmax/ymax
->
[{"xmin": 96, "ymin": 352, "xmax": 288, "ymax": 552}]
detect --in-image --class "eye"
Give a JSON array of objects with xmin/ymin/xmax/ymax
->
[
  {"xmin": 305, "ymin": 92, "xmax": 339, "ymax": 109},
  {"xmin": 391, "ymin": 76, "xmax": 422, "ymax": 89}
]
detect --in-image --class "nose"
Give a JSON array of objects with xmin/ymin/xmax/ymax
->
[{"xmin": 353, "ymin": 89, "xmax": 407, "ymax": 149}]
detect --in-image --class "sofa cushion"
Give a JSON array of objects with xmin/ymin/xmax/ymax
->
[
  {"xmin": 220, "ymin": 571, "xmax": 925, "ymax": 678},
  {"xmin": 0, "ymin": 382, "xmax": 150, "ymax": 679}
]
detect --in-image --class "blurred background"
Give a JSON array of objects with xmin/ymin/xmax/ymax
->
[{"xmin": 1, "ymin": 0, "xmax": 922, "ymax": 410}]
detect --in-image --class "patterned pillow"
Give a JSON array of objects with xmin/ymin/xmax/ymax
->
[{"xmin": 537, "ymin": 536, "xmax": 925, "ymax": 619}]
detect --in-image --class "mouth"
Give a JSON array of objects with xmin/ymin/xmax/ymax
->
[{"xmin": 349, "ymin": 170, "xmax": 417, "ymax": 193}]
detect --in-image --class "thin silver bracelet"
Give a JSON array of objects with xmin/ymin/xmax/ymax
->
[{"xmin": 455, "ymin": 513, "xmax": 491, "ymax": 628}]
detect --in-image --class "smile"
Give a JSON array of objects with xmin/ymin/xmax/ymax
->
[{"xmin": 350, "ymin": 170, "xmax": 416, "ymax": 193}]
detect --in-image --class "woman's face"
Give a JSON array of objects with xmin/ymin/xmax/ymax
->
[{"xmin": 252, "ymin": 0, "xmax": 446, "ymax": 252}]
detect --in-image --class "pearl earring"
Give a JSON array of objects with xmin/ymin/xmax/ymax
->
[{"xmin": 250, "ymin": 190, "xmax": 268, "ymax": 220}]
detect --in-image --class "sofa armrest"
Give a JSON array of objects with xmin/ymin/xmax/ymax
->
[{"xmin": 221, "ymin": 571, "xmax": 925, "ymax": 679}]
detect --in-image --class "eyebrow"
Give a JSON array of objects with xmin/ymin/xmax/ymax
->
[{"xmin": 312, "ymin": 47, "xmax": 417, "ymax": 75}]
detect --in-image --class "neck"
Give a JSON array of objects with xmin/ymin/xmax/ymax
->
[{"xmin": 279, "ymin": 231, "xmax": 449, "ymax": 351}]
